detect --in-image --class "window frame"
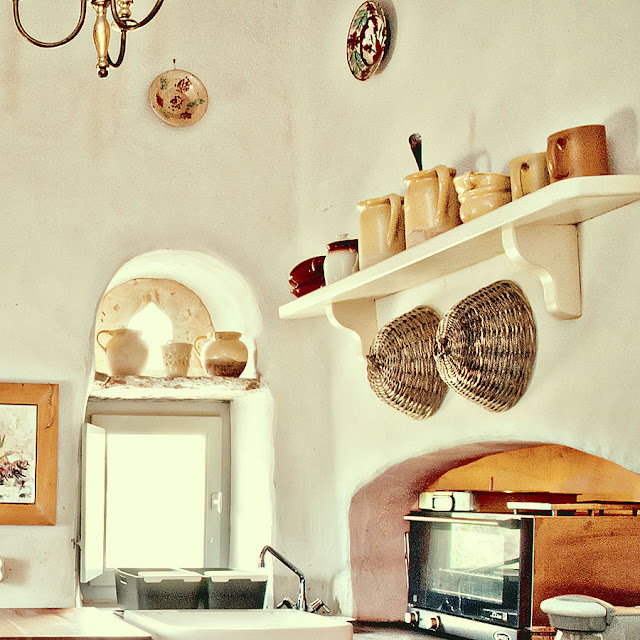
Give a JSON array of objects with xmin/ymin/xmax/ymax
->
[{"xmin": 80, "ymin": 399, "xmax": 231, "ymax": 606}]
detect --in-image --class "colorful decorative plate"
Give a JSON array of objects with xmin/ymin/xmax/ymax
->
[
  {"xmin": 346, "ymin": 1, "xmax": 388, "ymax": 81},
  {"xmin": 148, "ymin": 69, "xmax": 209, "ymax": 127}
]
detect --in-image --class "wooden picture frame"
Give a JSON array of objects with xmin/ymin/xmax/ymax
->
[{"xmin": 0, "ymin": 383, "xmax": 58, "ymax": 525}]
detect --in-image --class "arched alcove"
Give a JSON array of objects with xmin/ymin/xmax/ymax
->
[
  {"xmin": 91, "ymin": 249, "xmax": 263, "ymax": 384},
  {"xmin": 95, "ymin": 277, "xmax": 214, "ymax": 377},
  {"xmin": 348, "ymin": 442, "xmax": 640, "ymax": 622}
]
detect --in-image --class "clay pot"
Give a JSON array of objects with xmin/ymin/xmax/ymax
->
[
  {"xmin": 194, "ymin": 331, "xmax": 248, "ymax": 377},
  {"xmin": 453, "ymin": 171, "xmax": 512, "ymax": 223},
  {"xmin": 96, "ymin": 328, "xmax": 149, "ymax": 376}
]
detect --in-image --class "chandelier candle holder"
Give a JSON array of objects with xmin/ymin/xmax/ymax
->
[{"xmin": 12, "ymin": 0, "xmax": 165, "ymax": 78}]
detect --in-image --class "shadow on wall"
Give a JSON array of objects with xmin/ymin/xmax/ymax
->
[
  {"xmin": 348, "ymin": 441, "xmax": 640, "ymax": 622},
  {"xmin": 606, "ymin": 108, "xmax": 640, "ymax": 175}
]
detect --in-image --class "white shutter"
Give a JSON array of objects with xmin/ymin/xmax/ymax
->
[{"xmin": 80, "ymin": 422, "xmax": 106, "ymax": 583}]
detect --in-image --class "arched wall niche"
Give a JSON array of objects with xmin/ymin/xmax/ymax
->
[
  {"xmin": 348, "ymin": 441, "xmax": 640, "ymax": 622},
  {"xmin": 93, "ymin": 249, "xmax": 263, "ymax": 379},
  {"xmin": 95, "ymin": 278, "xmax": 214, "ymax": 376}
]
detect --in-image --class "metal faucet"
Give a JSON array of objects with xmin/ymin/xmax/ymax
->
[{"xmin": 258, "ymin": 545, "xmax": 307, "ymax": 612}]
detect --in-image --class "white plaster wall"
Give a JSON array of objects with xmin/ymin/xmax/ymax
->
[
  {"xmin": 0, "ymin": 0, "xmax": 300, "ymax": 605},
  {"xmin": 273, "ymin": 0, "xmax": 640, "ymax": 617},
  {"xmin": 229, "ymin": 392, "xmax": 274, "ymax": 572},
  {"xmin": 0, "ymin": 0, "xmax": 639, "ymax": 614}
]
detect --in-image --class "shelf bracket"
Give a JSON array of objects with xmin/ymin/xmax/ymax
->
[
  {"xmin": 502, "ymin": 223, "xmax": 582, "ymax": 319},
  {"xmin": 326, "ymin": 299, "xmax": 378, "ymax": 359}
]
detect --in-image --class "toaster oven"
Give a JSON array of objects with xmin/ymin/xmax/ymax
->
[{"xmin": 404, "ymin": 511, "xmax": 640, "ymax": 640}]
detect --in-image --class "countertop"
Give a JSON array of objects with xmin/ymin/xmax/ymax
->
[
  {"xmin": 0, "ymin": 608, "xmax": 421, "ymax": 639},
  {"xmin": 352, "ymin": 622, "xmax": 426, "ymax": 637},
  {"xmin": 0, "ymin": 608, "xmax": 151, "ymax": 639}
]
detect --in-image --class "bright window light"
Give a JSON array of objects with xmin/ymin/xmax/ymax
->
[
  {"xmin": 104, "ymin": 432, "xmax": 207, "ymax": 568},
  {"xmin": 127, "ymin": 302, "xmax": 174, "ymax": 376}
]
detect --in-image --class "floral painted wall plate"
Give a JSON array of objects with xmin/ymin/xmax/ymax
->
[
  {"xmin": 148, "ymin": 69, "xmax": 209, "ymax": 127},
  {"xmin": 346, "ymin": 1, "xmax": 388, "ymax": 81}
]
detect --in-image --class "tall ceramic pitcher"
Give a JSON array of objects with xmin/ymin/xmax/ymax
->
[
  {"xmin": 403, "ymin": 165, "xmax": 460, "ymax": 248},
  {"xmin": 96, "ymin": 328, "xmax": 149, "ymax": 376},
  {"xmin": 357, "ymin": 193, "xmax": 405, "ymax": 270}
]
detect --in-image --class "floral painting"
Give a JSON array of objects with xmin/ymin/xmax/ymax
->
[{"xmin": 0, "ymin": 405, "xmax": 37, "ymax": 504}]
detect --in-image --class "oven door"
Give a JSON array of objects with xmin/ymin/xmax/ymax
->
[{"xmin": 405, "ymin": 513, "xmax": 533, "ymax": 630}]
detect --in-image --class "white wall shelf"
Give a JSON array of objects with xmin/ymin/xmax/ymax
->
[{"xmin": 279, "ymin": 175, "xmax": 640, "ymax": 356}]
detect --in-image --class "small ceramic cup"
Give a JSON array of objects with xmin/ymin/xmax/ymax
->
[
  {"xmin": 546, "ymin": 124, "xmax": 609, "ymax": 182},
  {"xmin": 161, "ymin": 342, "xmax": 193, "ymax": 378},
  {"xmin": 324, "ymin": 235, "xmax": 359, "ymax": 284},
  {"xmin": 509, "ymin": 152, "xmax": 550, "ymax": 199},
  {"xmin": 453, "ymin": 172, "xmax": 512, "ymax": 222}
]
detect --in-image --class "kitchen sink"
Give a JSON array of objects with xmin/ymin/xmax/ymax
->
[{"xmin": 122, "ymin": 609, "xmax": 354, "ymax": 639}]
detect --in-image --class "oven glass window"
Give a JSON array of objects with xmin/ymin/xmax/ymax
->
[
  {"xmin": 408, "ymin": 517, "xmax": 525, "ymax": 627},
  {"xmin": 438, "ymin": 523, "xmax": 519, "ymax": 602}
]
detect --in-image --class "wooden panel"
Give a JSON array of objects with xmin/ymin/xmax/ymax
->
[
  {"xmin": 531, "ymin": 516, "xmax": 640, "ymax": 625},
  {"xmin": 0, "ymin": 608, "xmax": 150, "ymax": 639},
  {"xmin": 427, "ymin": 444, "xmax": 640, "ymax": 502},
  {"xmin": 0, "ymin": 383, "xmax": 58, "ymax": 525}
]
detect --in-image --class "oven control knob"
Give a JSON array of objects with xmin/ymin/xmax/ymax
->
[
  {"xmin": 405, "ymin": 611, "xmax": 420, "ymax": 626},
  {"xmin": 426, "ymin": 616, "xmax": 441, "ymax": 631}
]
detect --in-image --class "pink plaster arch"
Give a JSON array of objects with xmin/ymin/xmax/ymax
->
[{"xmin": 348, "ymin": 440, "xmax": 640, "ymax": 622}]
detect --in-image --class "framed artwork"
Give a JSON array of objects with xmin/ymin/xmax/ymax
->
[{"xmin": 0, "ymin": 383, "xmax": 58, "ymax": 525}]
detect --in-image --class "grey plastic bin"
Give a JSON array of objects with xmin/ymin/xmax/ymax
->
[
  {"xmin": 115, "ymin": 568, "xmax": 203, "ymax": 610},
  {"xmin": 200, "ymin": 569, "xmax": 267, "ymax": 609}
]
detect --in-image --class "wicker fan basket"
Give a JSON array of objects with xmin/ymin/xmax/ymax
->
[
  {"xmin": 434, "ymin": 280, "xmax": 537, "ymax": 412},
  {"xmin": 367, "ymin": 306, "xmax": 447, "ymax": 419}
]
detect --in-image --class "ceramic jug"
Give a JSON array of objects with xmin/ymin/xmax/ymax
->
[
  {"xmin": 96, "ymin": 328, "xmax": 149, "ymax": 376},
  {"xmin": 357, "ymin": 193, "xmax": 405, "ymax": 270},
  {"xmin": 403, "ymin": 165, "xmax": 460, "ymax": 248},
  {"xmin": 194, "ymin": 331, "xmax": 248, "ymax": 377}
]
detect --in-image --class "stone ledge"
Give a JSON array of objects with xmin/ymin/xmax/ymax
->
[{"xmin": 89, "ymin": 374, "xmax": 260, "ymax": 400}]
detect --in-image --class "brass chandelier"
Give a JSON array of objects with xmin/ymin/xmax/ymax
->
[{"xmin": 12, "ymin": 0, "xmax": 165, "ymax": 78}]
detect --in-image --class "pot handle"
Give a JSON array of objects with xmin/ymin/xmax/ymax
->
[
  {"xmin": 193, "ymin": 334, "xmax": 208, "ymax": 357},
  {"xmin": 434, "ymin": 164, "xmax": 453, "ymax": 220},
  {"xmin": 510, "ymin": 162, "xmax": 526, "ymax": 199},
  {"xmin": 96, "ymin": 330, "xmax": 112, "ymax": 352},
  {"xmin": 548, "ymin": 134, "xmax": 570, "ymax": 181},
  {"xmin": 386, "ymin": 193, "xmax": 403, "ymax": 249}
]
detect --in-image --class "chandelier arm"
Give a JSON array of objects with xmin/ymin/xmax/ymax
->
[
  {"xmin": 110, "ymin": 0, "xmax": 165, "ymax": 32},
  {"xmin": 13, "ymin": 0, "xmax": 88, "ymax": 48},
  {"xmin": 107, "ymin": 29, "xmax": 127, "ymax": 68}
]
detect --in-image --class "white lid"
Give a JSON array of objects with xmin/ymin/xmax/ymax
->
[
  {"xmin": 541, "ymin": 596, "xmax": 609, "ymax": 619},
  {"xmin": 138, "ymin": 569, "xmax": 202, "ymax": 583},
  {"xmin": 204, "ymin": 569, "xmax": 268, "ymax": 583}
]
